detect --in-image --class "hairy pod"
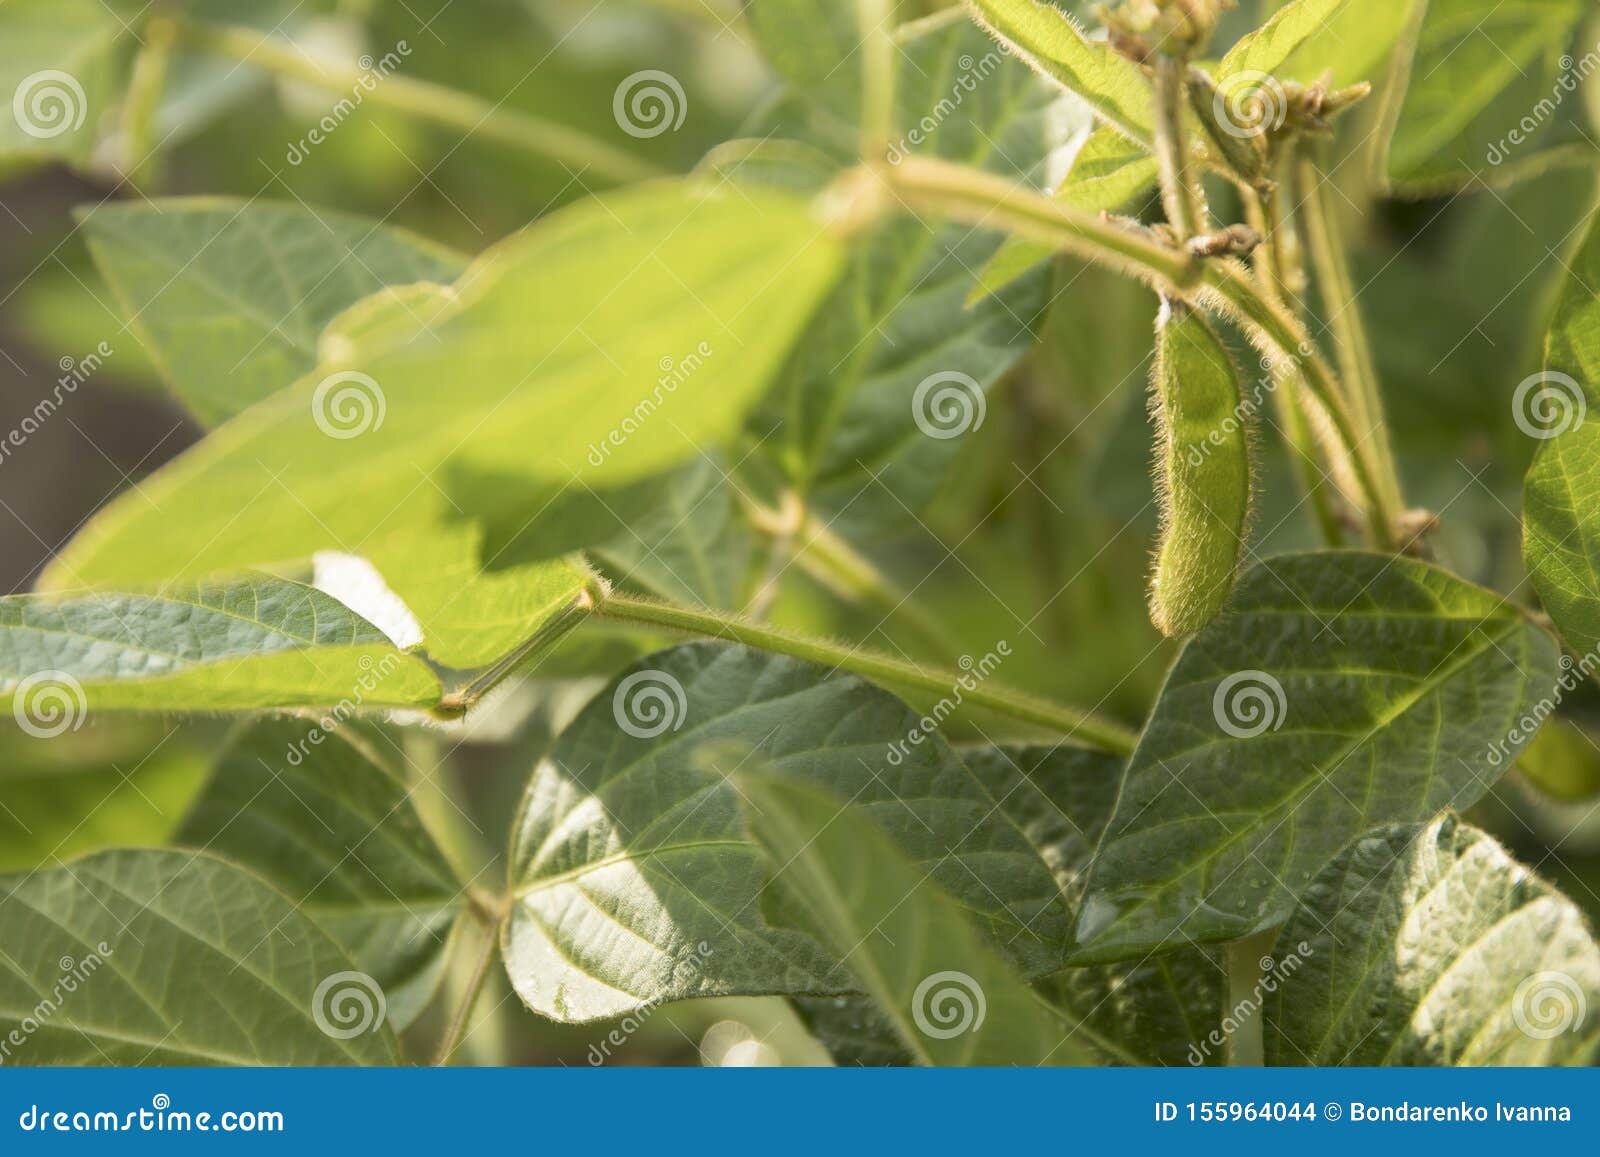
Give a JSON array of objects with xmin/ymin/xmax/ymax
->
[{"xmin": 1148, "ymin": 300, "xmax": 1252, "ymax": 637}]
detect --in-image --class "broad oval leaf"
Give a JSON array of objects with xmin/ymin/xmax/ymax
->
[
  {"xmin": 78, "ymin": 198, "xmax": 467, "ymax": 426},
  {"xmin": 501, "ymin": 642, "xmax": 1069, "ymax": 1022},
  {"xmin": 740, "ymin": 771, "xmax": 1094, "ymax": 1065},
  {"xmin": 1266, "ymin": 815, "xmax": 1600, "ymax": 1065},
  {"xmin": 0, "ymin": 576, "xmax": 440, "ymax": 715},
  {"xmin": 43, "ymin": 181, "xmax": 842, "ymax": 595},
  {"xmin": 176, "ymin": 721, "xmax": 467, "ymax": 1030},
  {"xmin": 1073, "ymin": 551, "xmax": 1561, "ymax": 963},
  {"xmin": 0, "ymin": 849, "xmax": 400, "ymax": 1064}
]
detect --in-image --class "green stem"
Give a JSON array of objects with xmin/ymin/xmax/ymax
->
[
  {"xmin": 882, "ymin": 157, "xmax": 1397, "ymax": 548},
  {"xmin": 1151, "ymin": 54, "xmax": 1205, "ymax": 241},
  {"xmin": 1291, "ymin": 141, "xmax": 1404, "ymax": 517},
  {"xmin": 175, "ymin": 22, "xmax": 664, "ymax": 185},
  {"xmin": 858, "ymin": 0, "xmax": 896, "ymax": 162},
  {"xmin": 119, "ymin": 17, "xmax": 177, "ymax": 188},
  {"xmin": 1224, "ymin": 930, "xmax": 1276, "ymax": 1066},
  {"xmin": 591, "ymin": 588, "xmax": 1140, "ymax": 756},
  {"xmin": 434, "ymin": 915, "xmax": 501, "ymax": 1066},
  {"xmin": 436, "ymin": 595, "xmax": 589, "ymax": 716}
]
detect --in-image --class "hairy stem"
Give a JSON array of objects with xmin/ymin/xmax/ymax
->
[
  {"xmin": 882, "ymin": 157, "xmax": 1397, "ymax": 547},
  {"xmin": 175, "ymin": 22, "xmax": 664, "ymax": 185},
  {"xmin": 1151, "ymin": 54, "xmax": 1206, "ymax": 241},
  {"xmin": 591, "ymin": 588, "xmax": 1140, "ymax": 756},
  {"xmin": 1291, "ymin": 141, "xmax": 1404, "ymax": 516},
  {"xmin": 436, "ymin": 595, "xmax": 590, "ymax": 715},
  {"xmin": 434, "ymin": 916, "xmax": 501, "ymax": 1066}
]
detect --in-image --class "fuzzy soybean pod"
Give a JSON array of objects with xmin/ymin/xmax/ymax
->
[{"xmin": 1147, "ymin": 300, "xmax": 1252, "ymax": 637}]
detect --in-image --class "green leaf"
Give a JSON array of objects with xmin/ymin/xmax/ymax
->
[
  {"xmin": 1073, "ymin": 551, "xmax": 1562, "ymax": 963},
  {"xmin": 43, "ymin": 182, "xmax": 843, "ymax": 612},
  {"xmin": 0, "ymin": 0, "xmax": 129, "ymax": 164},
  {"xmin": 1274, "ymin": 0, "xmax": 1418, "ymax": 86},
  {"xmin": 176, "ymin": 720, "xmax": 467, "ymax": 1030},
  {"xmin": 739, "ymin": 770, "xmax": 1094, "ymax": 1065},
  {"xmin": 0, "ymin": 722, "xmax": 210, "ymax": 872},
  {"xmin": 0, "ymin": 849, "xmax": 401, "ymax": 1064},
  {"xmin": 589, "ymin": 457, "xmax": 753, "ymax": 610},
  {"xmin": 78, "ymin": 198, "xmax": 467, "ymax": 426},
  {"xmin": 967, "ymin": 0, "xmax": 1154, "ymax": 146},
  {"xmin": 1218, "ymin": 0, "xmax": 1366, "ymax": 79},
  {"xmin": 973, "ymin": 126, "xmax": 1159, "ymax": 300},
  {"xmin": 1516, "ymin": 717, "xmax": 1600, "ymax": 803},
  {"xmin": 965, "ymin": 744, "xmax": 1225, "ymax": 1066},
  {"xmin": 749, "ymin": 12, "xmax": 1068, "ymax": 527},
  {"xmin": 1266, "ymin": 814, "xmax": 1600, "ymax": 1065},
  {"xmin": 0, "ymin": 576, "xmax": 441, "ymax": 715},
  {"xmin": 1382, "ymin": 0, "xmax": 1592, "ymax": 194},
  {"xmin": 501, "ymin": 642, "xmax": 1069, "ymax": 1022}
]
